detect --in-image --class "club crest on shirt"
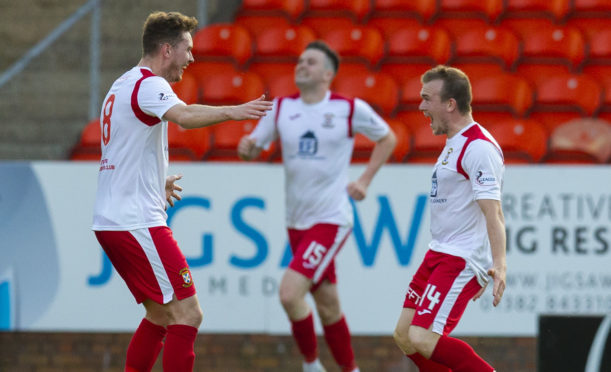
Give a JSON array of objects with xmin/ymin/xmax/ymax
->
[
  {"xmin": 430, "ymin": 169, "xmax": 438, "ymax": 197},
  {"xmin": 322, "ymin": 113, "xmax": 334, "ymax": 128},
  {"xmin": 476, "ymin": 170, "xmax": 497, "ymax": 186},
  {"xmin": 179, "ymin": 268, "xmax": 193, "ymax": 288},
  {"xmin": 441, "ymin": 147, "xmax": 453, "ymax": 165},
  {"xmin": 158, "ymin": 93, "xmax": 171, "ymax": 101},
  {"xmin": 298, "ymin": 131, "xmax": 318, "ymax": 155}
]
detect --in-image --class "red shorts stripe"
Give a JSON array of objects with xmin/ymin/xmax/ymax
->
[{"xmin": 94, "ymin": 226, "xmax": 196, "ymax": 304}]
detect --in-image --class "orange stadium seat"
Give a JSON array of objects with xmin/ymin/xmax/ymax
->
[
  {"xmin": 333, "ymin": 72, "xmax": 399, "ymax": 117},
  {"xmin": 582, "ymin": 65, "xmax": 611, "ymax": 111},
  {"xmin": 532, "ymin": 74, "xmax": 603, "ymax": 117},
  {"xmin": 186, "ymin": 61, "xmax": 239, "ymax": 82},
  {"xmin": 192, "ymin": 24, "xmax": 253, "ymax": 67},
  {"xmin": 485, "ymin": 119, "xmax": 548, "ymax": 163},
  {"xmin": 70, "ymin": 119, "xmax": 101, "ymax": 161},
  {"xmin": 399, "ymin": 74, "xmax": 427, "ymax": 111},
  {"xmin": 200, "ymin": 70, "xmax": 265, "ymax": 105},
  {"xmin": 300, "ymin": 16, "xmax": 356, "ymax": 38},
  {"xmin": 266, "ymin": 72, "xmax": 298, "ymax": 99},
  {"xmin": 322, "ymin": 26, "xmax": 385, "ymax": 68},
  {"xmin": 385, "ymin": 25, "xmax": 452, "ymax": 66},
  {"xmin": 371, "ymin": 0, "xmax": 439, "ymax": 23},
  {"xmin": 234, "ymin": 15, "xmax": 292, "ymax": 37},
  {"xmin": 404, "ymin": 118, "xmax": 446, "ymax": 163},
  {"xmin": 171, "ymin": 70, "xmax": 199, "ymax": 104},
  {"xmin": 470, "ymin": 73, "xmax": 534, "ymax": 117},
  {"xmin": 543, "ymin": 118, "xmax": 611, "ymax": 163},
  {"xmin": 254, "ymin": 25, "xmax": 317, "ymax": 62},
  {"xmin": 452, "ymin": 26, "xmax": 521, "ymax": 70},
  {"xmin": 352, "ymin": 117, "xmax": 412, "ymax": 163},
  {"xmin": 452, "ymin": 63, "xmax": 506, "ymax": 80},
  {"xmin": 515, "ymin": 63, "xmax": 571, "ymax": 86},
  {"xmin": 305, "ymin": 0, "xmax": 372, "ymax": 22},
  {"xmin": 572, "ymin": 0, "xmax": 611, "ymax": 17},
  {"xmin": 502, "ymin": 0, "xmax": 571, "ymax": 22},
  {"xmin": 334, "ymin": 62, "xmax": 371, "ymax": 83},
  {"xmin": 438, "ymin": 0, "xmax": 504, "ymax": 22},
  {"xmin": 585, "ymin": 29, "xmax": 611, "ymax": 65},
  {"xmin": 380, "ymin": 63, "xmax": 432, "ymax": 86},
  {"xmin": 167, "ymin": 123, "xmax": 212, "ymax": 161},
  {"xmin": 207, "ymin": 119, "xmax": 277, "ymax": 161},
  {"xmin": 237, "ymin": 0, "xmax": 305, "ymax": 21}
]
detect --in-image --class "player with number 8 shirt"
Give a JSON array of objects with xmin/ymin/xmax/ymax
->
[{"xmin": 91, "ymin": 11, "xmax": 271, "ymax": 372}]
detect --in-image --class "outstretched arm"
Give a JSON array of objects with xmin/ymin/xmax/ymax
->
[
  {"xmin": 164, "ymin": 94, "xmax": 273, "ymax": 129},
  {"xmin": 347, "ymin": 129, "xmax": 396, "ymax": 201},
  {"xmin": 474, "ymin": 198, "xmax": 507, "ymax": 307}
]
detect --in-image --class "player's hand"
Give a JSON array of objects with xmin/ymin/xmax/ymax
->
[
  {"xmin": 347, "ymin": 180, "xmax": 367, "ymax": 201},
  {"xmin": 488, "ymin": 265, "xmax": 506, "ymax": 307},
  {"xmin": 165, "ymin": 174, "xmax": 183, "ymax": 208},
  {"xmin": 230, "ymin": 94, "xmax": 273, "ymax": 120},
  {"xmin": 238, "ymin": 136, "xmax": 256, "ymax": 160}
]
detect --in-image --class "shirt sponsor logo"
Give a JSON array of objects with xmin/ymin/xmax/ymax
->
[
  {"xmin": 298, "ymin": 131, "xmax": 318, "ymax": 156},
  {"xmin": 476, "ymin": 170, "xmax": 497, "ymax": 186},
  {"xmin": 289, "ymin": 113, "xmax": 301, "ymax": 120},
  {"xmin": 322, "ymin": 113, "xmax": 334, "ymax": 128},
  {"xmin": 441, "ymin": 147, "xmax": 453, "ymax": 165}
]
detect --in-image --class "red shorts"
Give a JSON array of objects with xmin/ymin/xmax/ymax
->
[
  {"xmin": 94, "ymin": 226, "xmax": 196, "ymax": 305},
  {"xmin": 288, "ymin": 223, "xmax": 352, "ymax": 292},
  {"xmin": 403, "ymin": 250, "xmax": 481, "ymax": 335}
]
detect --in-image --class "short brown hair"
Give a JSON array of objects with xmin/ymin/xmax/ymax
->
[
  {"xmin": 142, "ymin": 11, "xmax": 198, "ymax": 56},
  {"xmin": 422, "ymin": 65, "xmax": 472, "ymax": 115},
  {"xmin": 306, "ymin": 40, "xmax": 340, "ymax": 73}
]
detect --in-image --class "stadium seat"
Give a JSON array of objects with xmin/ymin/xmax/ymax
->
[
  {"xmin": 452, "ymin": 63, "xmax": 506, "ymax": 81},
  {"xmin": 167, "ymin": 123, "xmax": 212, "ymax": 161},
  {"xmin": 583, "ymin": 65, "xmax": 611, "ymax": 111},
  {"xmin": 502, "ymin": 0, "xmax": 571, "ymax": 22},
  {"xmin": 248, "ymin": 62, "xmax": 295, "ymax": 85},
  {"xmin": 528, "ymin": 112, "xmax": 582, "ymax": 134},
  {"xmin": 234, "ymin": 15, "xmax": 292, "ymax": 37},
  {"xmin": 192, "ymin": 24, "xmax": 253, "ymax": 67},
  {"xmin": 438, "ymin": 0, "xmax": 504, "ymax": 23},
  {"xmin": 451, "ymin": 26, "xmax": 521, "ymax": 70},
  {"xmin": 571, "ymin": 0, "xmax": 611, "ymax": 17},
  {"xmin": 370, "ymin": 0, "xmax": 439, "ymax": 23},
  {"xmin": 404, "ymin": 117, "xmax": 447, "ymax": 163},
  {"xmin": 171, "ymin": 70, "xmax": 199, "ymax": 104},
  {"xmin": 380, "ymin": 63, "xmax": 432, "ymax": 86},
  {"xmin": 254, "ymin": 25, "xmax": 317, "ymax": 62},
  {"xmin": 485, "ymin": 119, "xmax": 548, "ymax": 163},
  {"xmin": 368, "ymin": 17, "xmax": 424, "ymax": 39},
  {"xmin": 543, "ymin": 118, "xmax": 611, "ymax": 163},
  {"xmin": 332, "ymin": 72, "xmax": 399, "ymax": 117},
  {"xmin": 433, "ymin": 18, "xmax": 490, "ymax": 39},
  {"xmin": 515, "ymin": 63, "xmax": 571, "ymax": 86},
  {"xmin": 399, "ymin": 74, "xmax": 426, "ymax": 111},
  {"xmin": 300, "ymin": 16, "xmax": 356, "ymax": 38},
  {"xmin": 531, "ymin": 74, "xmax": 603, "ymax": 117},
  {"xmin": 584, "ymin": 29, "xmax": 611, "ymax": 65},
  {"xmin": 70, "ymin": 119, "xmax": 101, "ymax": 161},
  {"xmin": 238, "ymin": 0, "xmax": 305, "ymax": 21},
  {"xmin": 352, "ymin": 117, "xmax": 412, "ymax": 163},
  {"xmin": 200, "ymin": 70, "xmax": 266, "ymax": 105},
  {"xmin": 305, "ymin": 0, "xmax": 372, "ymax": 22},
  {"xmin": 186, "ymin": 61, "xmax": 239, "ymax": 82},
  {"xmin": 322, "ymin": 26, "xmax": 385, "ymax": 68},
  {"xmin": 470, "ymin": 73, "xmax": 535, "ymax": 117},
  {"xmin": 266, "ymin": 72, "xmax": 298, "ymax": 98},
  {"xmin": 334, "ymin": 62, "xmax": 371, "ymax": 83},
  {"xmin": 207, "ymin": 119, "xmax": 277, "ymax": 161},
  {"xmin": 385, "ymin": 25, "xmax": 452, "ymax": 66}
]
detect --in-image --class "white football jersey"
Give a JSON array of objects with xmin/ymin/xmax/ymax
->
[
  {"xmin": 250, "ymin": 91, "xmax": 390, "ymax": 229},
  {"xmin": 428, "ymin": 122, "xmax": 505, "ymax": 284},
  {"xmin": 92, "ymin": 67, "xmax": 185, "ymax": 230}
]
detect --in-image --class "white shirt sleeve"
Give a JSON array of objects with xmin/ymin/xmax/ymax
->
[
  {"xmin": 249, "ymin": 97, "xmax": 278, "ymax": 150},
  {"xmin": 138, "ymin": 76, "xmax": 185, "ymax": 119},
  {"xmin": 351, "ymin": 98, "xmax": 390, "ymax": 141},
  {"xmin": 463, "ymin": 140, "xmax": 504, "ymax": 201}
]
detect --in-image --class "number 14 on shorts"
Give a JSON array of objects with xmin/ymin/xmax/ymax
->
[{"xmin": 417, "ymin": 284, "xmax": 441, "ymax": 315}]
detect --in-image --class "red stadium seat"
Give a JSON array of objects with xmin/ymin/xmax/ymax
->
[
  {"xmin": 371, "ymin": 0, "xmax": 439, "ymax": 22},
  {"xmin": 439, "ymin": 0, "xmax": 504, "ymax": 22},
  {"xmin": 207, "ymin": 119, "xmax": 277, "ymax": 161},
  {"xmin": 470, "ymin": 73, "xmax": 535, "ymax": 117},
  {"xmin": 322, "ymin": 26, "xmax": 385, "ymax": 68},
  {"xmin": 167, "ymin": 123, "xmax": 212, "ymax": 161},
  {"xmin": 200, "ymin": 70, "xmax": 265, "ymax": 105},
  {"xmin": 171, "ymin": 70, "xmax": 199, "ymax": 104},
  {"xmin": 572, "ymin": 0, "xmax": 611, "ymax": 17},
  {"xmin": 234, "ymin": 15, "xmax": 292, "ymax": 37},
  {"xmin": 192, "ymin": 24, "xmax": 253, "ymax": 67},
  {"xmin": 452, "ymin": 63, "xmax": 506, "ymax": 81},
  {"xmin": 433, "ymin": 18, "xmax": 490, "ymax": 39},
  {"xmin": 248, "ymin": 62, "xmax": 295, "ymax": 84},
  {"xmin": 333, "ymin": 72, "xmax": 399, "ymax": 116},
  {"xmin": 452, "ymin": 26, "xmax": 521, "ymax": 70},
  {"xmin": 70, "ymin": 119, "xmax": 101, "ymax": 161},
  {"xmin": 300, "ymin": 16, "xmax": 356, "ymax": 38},
  {"xmin": 305, "ymin": 0, "xmax": 372, "ymax": 22},
  {"xmin": 334, "ymin": 62, "xmax": 371, "ymax": 83},
  {"xmin": 515, "ymin": 63, "xmax": 571, "ymax": 86},
  {"xmin": 583, "ymin": 65, "xmax": 611, "ymax": 111},
  {"xmin": 399, "ymin": 74, "xmax": 426, "ymax": 111},
  {"xmin": 368, "ymin": 17, "xmax": 424, "ymax": 39},
  {"xmin": 502, "ymin": 0, "xmax": 571, "ymax": 22},
  {"xmin": 543, "ymin": 118, "xmax": 611, "ymax": 163},
  {"xmin": 404, "ymin": 118, "xmax": 446, "ymax": 163},
  {"xmin": 385, "ymin": 25, "xmax": 452, "ymax": 65},
  {"xmin": 266, "ymin": 72, "xmax": 298, "ymax": 99},
  {"xmin": 254, "ymin": 25, "xmax": 317, "ymax": 62},
  {"xmin": 352, "ymin": 117, "xmax": 412, "ymax": 163},
  {"xmin": 485, "ymin": 119, "xmax": 548, "ymax": 163},
  {"xmin": 186, "ymin": 61, "xmax": 239, "ymax": 82},
  {"xmin": 380, "ymin": 63, "xmax": 432, "ymax": 86},
  {"xmin": 532, "ymin": 74, "xmax": 603, "ymax": 116},
  {"xmin": 585, "ymin": 29, "xmax": 611, "ymax": 65},
  {"xmin": 528, "ymin": 112, "xmax": 582, "ymax": 134},
  {"xmin": 238, "ymin": 0, "xmax": 305, "ymax": 21}
]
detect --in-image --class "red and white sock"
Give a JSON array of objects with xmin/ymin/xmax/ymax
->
[
  {"xmin": 407, "ymin": 352, "xmax": 451, "ymax": 372},
  {"xmin": 162, "ymin": 324, "xmax": 198, "ymax": 372},
  {"xmin": 291, "ymin": 312, "xmax": 318, "ymax": 362},
  {"xmin": 323, "ymin": 316, "xmax": 358, "ymax": 372},
  {"xmin": 430, "ymin": 335, "xmax": 494, "ymax": 372},
  {"xmin": 125, "ymin": 318, "xmax": 166, "ymax": 372}
]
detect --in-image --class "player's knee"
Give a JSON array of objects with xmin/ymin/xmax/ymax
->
[
  {"xmin": 315, "ymin": 300, "xmax": 340, "ymax": 324},
  {"xmin": 279, "ymin": 283, "xmax": 299, "ymax": 310}
]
